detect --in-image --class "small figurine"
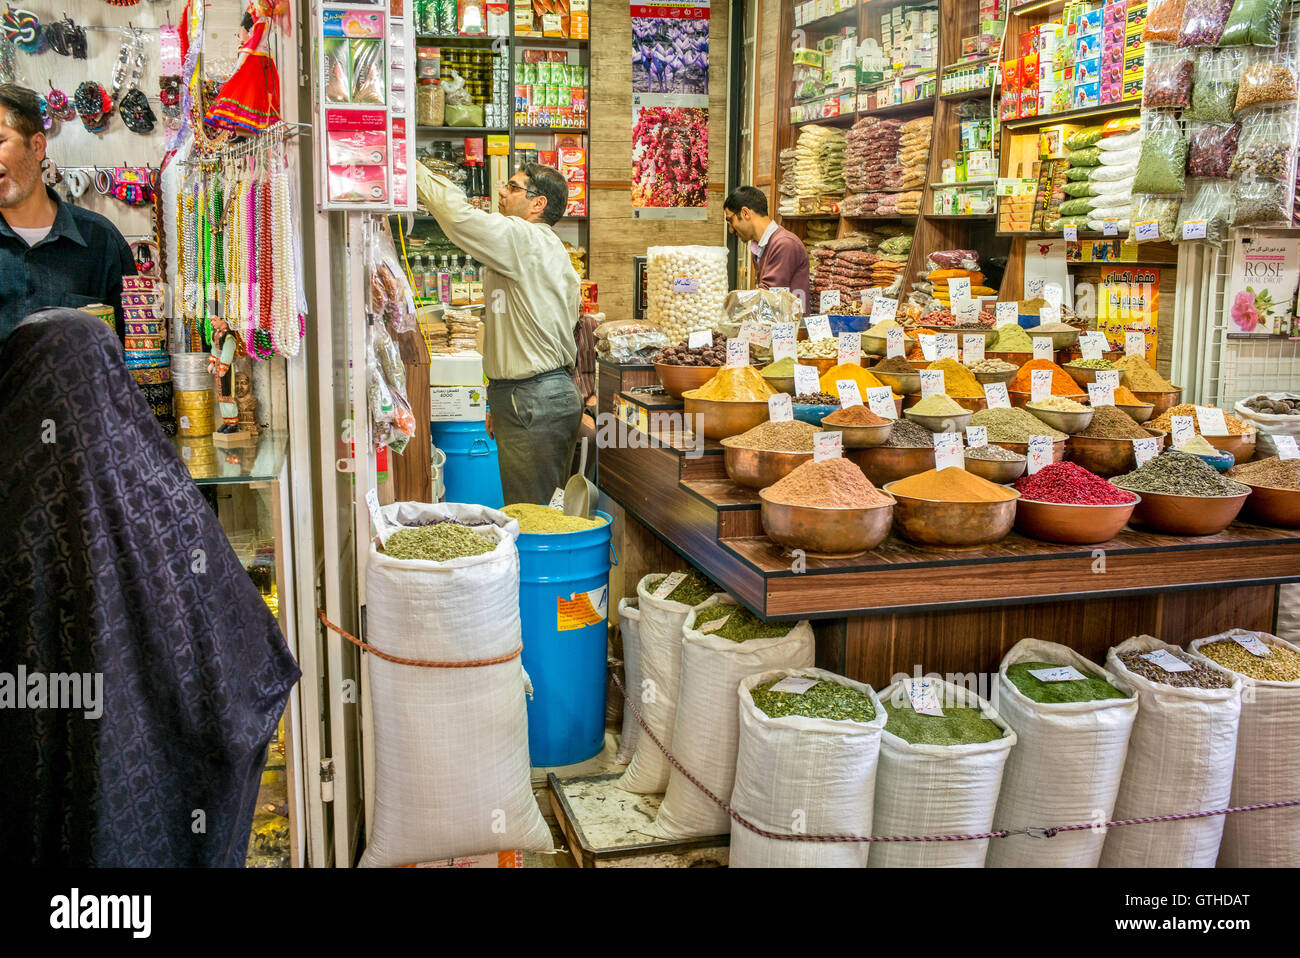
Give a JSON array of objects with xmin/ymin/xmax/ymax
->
[
  {"xmin": 206, "ymin": 1, "xmax": 281, "ymax": 133},
  {"xmin": 208, "ymin": 317, "xmax": 240, "ymax": 435},
  {"xmin": 235, "ymin": 371, "xmax": 260, "ymax": 437}
]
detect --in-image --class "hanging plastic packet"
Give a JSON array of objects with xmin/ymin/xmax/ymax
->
[
  {"xmin": 324, "ymin": 37, "xmax": 351, "ymax": 103},
  {"xmin": 1174, "ymin": 179, "xmax": 1233, "ymax": 246},
  {"xmin": 1177, "ymin": 0, "xmax": 1236, "ymax": 47},
  {"xmin": 1186, "ymin": 48, "xmax": 1242, "ymax": 121},
  {"xmin": 1143, "ymin": 0, "xmax": 1189, "ymax": 42},
  {"xmin": 1143, "ymin": 54, "xmax": 1194, "ymax": 108},
  {"xmin": 1186, "ymin": 120, "xmax": 1241, "ymax": 177},
  {"xmin": 1220, "ymin": 0, "xmax": 1285, "ymax": 47},
  {"xmin": 350, "ymin": 38, "xmax": 385, "ymax": 105},
  {"xmin": 327, "ymin": 128, "xmax": 388, "ymax": 166},
  {"xmin": 1131, "ymin": 194, "xmax": 1182, "ymax": 241},
  {"xmin": 1232, "ymin": 173, "xmax": 1291, "ymax": 227},
  {"xmin": 1132, "ymin": 111, "xmax": 1188, "ymax": 194},
  {"xmin": 1229, "ymin": 107, "xmax": 1295, "ymax": 180},
  {"xmin": 1235, "ymin": 51, "xmax": 1298, "ymax": 112},
  {"xmin": 329, "ymin": 164, "xmax": 388, "ymax": 203}
]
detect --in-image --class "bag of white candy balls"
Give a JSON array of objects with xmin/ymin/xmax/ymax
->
[{"xmin": 646, "ymin": 246, "xmax": 728, "ymax": 345}]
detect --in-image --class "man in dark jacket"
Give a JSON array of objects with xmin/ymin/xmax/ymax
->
[{"xmin": 724, "ymin": 186, "xmax": 811, "ymax": 313}]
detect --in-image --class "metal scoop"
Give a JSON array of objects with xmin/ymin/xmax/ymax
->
[{"xmin": 563, "ymin": 436, "xmax": 598, "ymax": 519}]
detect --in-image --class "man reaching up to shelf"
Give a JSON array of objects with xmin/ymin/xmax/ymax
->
[
  {"xmin": 417, "ymin": 161, "xmax": 582, "ymax": 505},
  {"xmin": 724, "ymin": 185, "xmax": 811, "ymax": 314}
]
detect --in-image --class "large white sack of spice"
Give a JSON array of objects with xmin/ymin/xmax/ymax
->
[
  {"xmin": 359, "ymin": 502, "xmax": 552, "ymax": 867},
  {"xmin": 871, "ymin": 678, "xmax": 1016, "ymax": 868},
  {"xmin": 649, "ymin": 598, "xmax": 814, "ymax": 839},
  {"xmin": 1100, "ymin": 635, "xmax": 1242, "ymax": 868},
  {"xmin": 1187, "ymin": 629, "xmax": 1300, "ymax": 868},
  {"xmin": 729, "ymin": 668, "xmax": 886, "ymax": 868},
  {"xmin": 617, "ymin": 575, "xmax": 729, "ymax": 794},
  {"xmin": 987, "ymin": 638, "xmax": 1138, "ymax": 868},
  {"xmin": 614, "ymin": 598, "xmax": 642, "ymax": 764}
]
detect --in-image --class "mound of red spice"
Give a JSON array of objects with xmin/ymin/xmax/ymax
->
[{"xmin": 1012, "ymin": 461, "xmax": 1138, "ymax": 505}]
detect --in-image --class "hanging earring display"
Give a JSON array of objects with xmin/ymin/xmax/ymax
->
[
  {"xmin": 45, "ymin": 15, "xmax": 85, "ymax": 58},
  {"xmin": 2, "ymin": 8, "xmax": 43, "ymax": 54},
  {"xmin": 121, "ymin": 89, "xmax": 156, "ymax": 134},
  {"xmin": 47, "ymin": 84, "xmax": 75, "ymax": 121},
  {"xmin": 75, "ymin": 81, "xmax": 113, "ymax": 133}
]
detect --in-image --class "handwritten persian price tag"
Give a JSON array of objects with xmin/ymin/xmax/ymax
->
[
  {"xmin": 1028, "ymin": 666, "xmax": 1088, "ymax": 682},
  {"xmin": 873, "ymin": 296, "xmax": 899, "ymax": 323},
  {"xmin": 793, "ymin": 363, "xmax": 820, "ymax": 396},
  {"xmin": 1103, "ymin": 219, "xmax": 1119, "ymax": 237},
  {"xmin": 837, "ymin": 380, "xmax": 863, "ymax": 407},
  {"xmin": 936, "ymin": 332, "xmax": 958, "ymax": 360},
  {"xmin": 1033, "ymin": 338, "xmax": 1054, "ymax": 361},
  {"xmin": 1231, "ymin": 632, "xmax": 1272, "ymax": 657},
  {"xmin": 963, "ymin": 334, "xmax": 985, "ymax": 363},
  {"xmin": 1030, "ymin": 368, "xmax": 1053, "ymax": 403},
  {"xmin": 919, "ymin": 334, "xmax": 937, "ymax": 361},
  {"xmin": 813, "ymin": 431, "xmax": 843, "ymax": 462},
  {"xmin": 1133, "ymin": 436, "xmax": 1159, "ymax": 467},
  {"xmin": 366, "ymin": 488, "xmax": 401, "ymax": 545},
  {"xmin": 907, "ymin": 678, "xmax": 945, "ymax": 717},
  {"xmin": 866, "ymin": 386, "xmax": 897, "ymax": 420},
  {"xmin": 653, "ymin": 571, "xmax": 686, "ymax": 599},
  {"xmin": 1081, "ymin": 333, "xmax": 1104, "ymax": 361},
  {"xmin": 1043, "ymin": 282, "xmax": 1063, "ymax": 309},
  {"xmin": 1040, "ymin": 303, "xmax": 1062, "ymax": 325},
  {"xmin": 886, "ymin": 326, "xmax": 905, "ymax": 358},
  {"xmin": 838, "ymin": 332, "xmax": 862, "ymax": 367},
  {"xmin": 771, "ymin": 323, "xmax": 796, "ymax": 361},
  {"xmin": 947, "ymin": 277, "xmax": 971, "ymax": 300},
  {"xmin": 770, "ymin": 676, "xmax": 821, "ymax": 694},
  {"xmin": 985, "ymin": 382, "xmax": 1011, "ymax": 409},
  {"xmin": 1096, "ymin": 369, "xmax": 1121, "ymax": 391},
  {"xmin": 688, "ymin": 329, "xmax": 711, "ymax": 349},
  {"xmin": 965, "ymin": 425, "xmax": 988, "ymax": 448},
  {"xmin": 768, "ymin": 393, "xmax": 793, "ymax": 422},
  {"xmin": 1027, "ymin": 435, "xmax": 1054, "ymax": 474},
  {"xmin": 548, "ymin": 488, "xmax": 566, "ymax": 511},
  {"xmin": 934, "ymin": 433, "xmax": 964, "ymax": 471},
  {"xmin": 861, "ymin": 287, "xmax": 883, "ymax": 309},
  {"xmin": 954, "ymin": 299, "xmax": 980, "ymax": 325},
  {"xmin": 1063, "ymin": 226, "xmax": 1078, "ymax": 242},
  {"xmin": 1195, "ymin": 405, "xmax": 1229, "ymax": 437},
  {"xmin": 806, "ymin": 314, "xmax": 832, "ymax": 341},
  {"xmin": 1026, "ymin": 277, "xmax": 1045, "ymax": 299},
  {"xmin": 1141, "ymin": 649, "xmax": 1193, "ymax": 673},
  {"xmin": 1170, "ymin": 415, "xmax": 1196, "ymax": 448},
  {"xmin": 1126, "ymin": 332, "xmax": 1146, "ymax": 357},
  {"xmin": 697, "ymin": 614, "xmax": 729, "ymax": 634},
  {"xmin": 1276, "ymin": 436, "xmax": 1300, "ymax": 461},
  {"xmin": 726, "ymin": 338, "xmax": 749, "ymax": 368},
  {"xmin": 920, "ymin": 369, "xmax": 945, "ymax": 399},
  {"xmin": 995, "ymin": 301, "xmax": 1018, "ymax": 327},
  {"xmin": 1088, "ymin": 382, "xmax": 1115, "ymax": 406},
  {"xmin": 819, "ymin": 290, "xmax": 841, "ymax": 313}
]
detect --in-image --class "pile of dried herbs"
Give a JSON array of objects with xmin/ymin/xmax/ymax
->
[
  {"xmin": 882, "ymin": 698, "xmax": 1006, "ymax": 746},
  {"xmin": 646, "ymin": 569, "xmax": 719, "ymax": 606},
  {"xmin": 692, "ymin": 603, "xmax": 792, "ymax": 642},
  {"xmin": 750, "ymin": 678, "xmax": 876, "ymax": 722},
  {"xmin": 383, "ymin": 524, "xmax": 496, "ymax": 561},
  {"xmin": 1006, "ymin": 662, "xmax": 1129, "ymax": 704}
]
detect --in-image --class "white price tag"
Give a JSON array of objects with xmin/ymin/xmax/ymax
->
[
  {"xmin": 366, "ymin": 488, "xmax": 401, "ymax": 546},
  {"xmin": 768, "ymin": 393, "xmax": 794, "ymax": 422},
  {"xmin": 1276, "ymin": 435, "xmax": 1300, "ymax": 460},
  {"xmin": 919, "ymin": 334, "xmax": 937, "ymax": 361},
  {"xmin": 1081, "ymin": 333, "xmax": 1104, "ymax": 361},
  {"xmin": 653, "ymin": 571, "xmax": 687, "ymax": 599},
  {"xmin": 954, "ymin": 299, "xmax": 980, "ymax": 325},
  {"xmin": 673, "ymin": 275, "xmax": 701, "ymax": 293},
  {"xmin": 995, "ymin": 301, "xmax": 1018, "ymax": 327},
  {"xmin": 1063, "ymin": 226, "xmax": 1078, "ymax": 242},
  {"xmin": 548, "ymin": 488, "xmax": 566, "ymax": 511},
  {"xmin": 1028, "ymin": 665, "xmax": 1088, "ymax": 682},
  {"xmin": 1141, "ymin": 649, "xmax": 1193, "ymax": 674},
  {"xmin": 838, "ymin": 332, "xmax": 862, "ymax": 368},
  {"xmin": 872, "ymin": 297, "xmax": 899, "ymax": 323},
  {"xmin": 813, "ymin": 431, "xmax": 843, "ymax": 462},
  {"xmin": 806, "ymin": 314, "xmax": 833, "ymax": 341},
  {"xmin": 886, "ymin": 326, "xmax": 905, "ymax": 358},
  {"xmin": 934, "ymin": 432, "xmax": 964, "ymax": 471},
  {"xmin": 1040, "ymin": 304, "xmax": 1062, "ymax": 325},
  {"xmin": 1103, "ymin": 219, "xmax": 1119, "ymax": 237},
  {"xmin": 179, "ymin": 415, "xmax": 191, "ymax": 430},
  {"xmin": 1170, "ymin": 415, "xmax": 1196, "ymax": 448},
  {"xmin": 739, "ymin": 321, "xmax": 760, "ymax": 344},
  {"xmin": 947, "ymin": 277, "xmax": 971, "ymax": 301},
  {"xmin": 906, "ymin": 678, "xmax": 944, "ymax": 717},
  {"xmin": 1043, "ymin": 282, "xmax": 1063, "ymax": 309},
  {"xmin": 936, "ymin": 333, "xmax": 958, "ymax": 361},
  {"xmin": 1027, "ymin": 435, "xmax": 1054, "ymax": 474},
  {"xmin": 965, "ymin": 425, "xmax": 988, "ymax": 448},
  {"xmin": 837, "ymin": 380, "xmax": 864, "ymax": 408},
  {"xmin": 819, "ymin": 289, "xmax": 841, "ymax": 312},
  {"xmin": 688, "ymin": 329, "xmax": 712, "ymax": 349},
  {"xmin": 1182, "ymin": 219, "xmax": 1208, "ymax": 240},
  {"xmin": 1031, "ymin": 369, "xmax": 1053, "ymax": 403},
  {"xmin": 985, "ymin": 382, "xmax": 1011, "ymax": 409},
  {"xmin": 793, "ymin": 363, "xmax": 821, "ymax": 396},
  {"xmin": 1026, "ymin": 277, "xmax": 1045, "ymax": 299},
  {"xmin": 1088, "ymin": 383, "xmax": 1115, "ymax": 407},
  {"xmin": 726, "ymin": 338, "xmax": 749, "ymax": 368},
  {"xmin": 1033, "ymin": 337, "xmax": 1055, "ymax": 361},
  {"xmin": 1096, "ymin": 369, "xmax": 1121, "ymax": 390},
  {"xmin": 1133, "ymin": 436, "xmax": 1160, "ymax": 467},
  {"xmin": 1125, "ymin": 332, "xmax": 1146, "ymax": 357},
  {"xmin": 181, "ymin": 446, "xmax": 191, "ymax": 460},
  {"xmin": 1134, "ymin": 220, "xmax": 1160, "ymax": 242},
  {"xmin": 920, "ymin": 369, "xmax": 945, "ymax": 399},
  {"xmin": 771, "ymin": 323, "xmax": 797, "ymax": 361},
  {"xmin": 866, "ymin": 386, "xmax": 897, "ymax": 420},
  {"xmin": 769, "ymin": 675, "xmax": 822, "ymax": 694},
  {"xmin": 861, "ymin": 287, "xmax": 883, "ymax": 309},
  {"xmin": 963, "ymin": 335, "xmax": 985, "ymax": 363},
  {"xmin": 1231, "ymin": 632, "xmax": 1272, "ymax": 657},
  {"xmin": 697, "ymin": 613, "xmax": 730, "ymax": 634},
  {"xmin": 1195, "ymin": 405, "xmax": 1229, "ymax": 437}
]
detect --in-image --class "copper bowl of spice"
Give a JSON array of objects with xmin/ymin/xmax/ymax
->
[
  {"xmin": 1131, "ymin": 388, "xmax": 1182, "ymax": 417},
  {"xmin": 1066, "ymin": 428, "xmax": 1168, "ymax": 479},
  {"xmin": 1121, "ymin": 489, "xmax": 1250, "ymax": 536},
  {"xmin": 821, "ymin": 405, "xmax": 894, "ymax": 448},
  {"xmin": 854, "ymin": 445, "xmax": 935, "ymax": 487},
  {"xmin": 883, "ymin": 469, "xmax": 1020, "ymax": 548},
  {"xmin": 1238, "ymin": 483, "xmax": 1300, "ymax": 528},
  {"xmin": 1013, "ymin": 498, "xmax": 1138, "ymax": 544},
  {"xmin": 722, "ymin": 445, "xmax": 814, "ymax": 489},
  {"xmin": 656, "ymin": 362, "xmax": 723, "ymax": 399},
  {"xmin": 759, "ymin": 458, "xmax": 895, "ymax": 558},
  {"xmin": 1204, "ymin": 431, "xmax": 1256, "ymax": 466},
  {"xmin": 683, "ymin": 391, "xmax": 771, "ymax": 441},
  {"xmin": 1114, "ymin": 401, "xmax": 1155, "ymax": 424}
]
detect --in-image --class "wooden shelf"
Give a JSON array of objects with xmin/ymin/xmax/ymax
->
[
  {"xmin": 415, "ymin": 126, "xmax": 509, "ymax": 136},
  {"xmin": 780, "ymin": 213, "xmax": 842, "ymax": 220},
  {"xmin": 843, "ymin": 213, "xmax": 918, "ymax": 221},
  {"xmin": 1009, "ymin": 0, "xmax": 1070, "ymax": 16},
  {"xmin": 855, "ymin": 96, "xmax": 936, "ymax": 119},
  {"xmin": 1001, "ymin": 102, "xmax": 1140, "ymax": 131},
  {"xmin": 927, "ymin": 213, "xmax": 997, "ymax": 220},
  {"xmin": 791, "ymin": 112, "xmax": 857, "ymax": 128},
  {"xmin": 798, "ymin": 6, "xmax": 859, "ymax": 32},
  {"xmin": 930, "ymin": 179, "xmax": 996, "ymax": 187},
  {"xmin": 857, "ymin": 69, "xmax": 938, "ymax": 93},
  {"xmin": 940, "ymin": 85, "xmax": 996, "ymax": 102},
  {"xmin": 514, "ymin": 126, "xmax": 588, "ymax": 134},
  {"xmin": 996, "ymin": 229, "xmax": 1127, "ymax": 239}
]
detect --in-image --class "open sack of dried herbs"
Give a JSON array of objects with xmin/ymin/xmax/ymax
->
[
  {"xmin": 647, "ymin": 596, "xmax": 814, "ymax": 840},
  {"xmin": 1100, "ymin": 635, "xmax": 1243, "ymax": 869},
  {"xmin": 362, "ymin": 501, "xmax": 552, "ymax": 865},
  {"xmin": 1187, "ymin": 629, "xmax": 1300, "ymax": 868},
  {"xmin": 871, "ymin": 677, "xmax": 1016, "ymax": 868},
  {"xmin": 729, "ymin": 668, "xmax": 886, "ymax": 868},
  {"xmin": 617, "ymin": 571, "xmax": 729, "ymax": 793},
  {"xmin": 986, "ymin": 638, "xmax": 1138, "ymax": 869}
]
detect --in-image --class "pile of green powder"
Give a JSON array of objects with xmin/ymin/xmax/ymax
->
[
  {"xmin": 750, "ymin": 678, "xmax": 876, "ymax": 722},
  {"xmin": 383, "ymin": 524, "xmax": 497, "ymax": 561},
  {"xmin": 882, "ymin": 698, "xmax": 1006, "ymax": 746},
  {"xmin": 692, "ymin": 603, "xmax": 792, "ymax": 642},
  {"xmin": 1006, "ymin": 662, "xmax": 1128, "ymax": 704},
  {"xmin": 646, "ymin": 569, "xmax": 718, "ymax": 606}
]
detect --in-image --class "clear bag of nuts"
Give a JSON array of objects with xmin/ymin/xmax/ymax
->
[
  {"xmin": 1235, "ymin": 52, "xmax": 1298, "ymax": 112},
  {"xmin": 645, "ymin": 246, "xmax": 729, "ymax": 343}
]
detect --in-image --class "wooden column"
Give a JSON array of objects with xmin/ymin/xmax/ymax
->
[{"xmin": 390, "ymin": 328, "xmax": 433, "ymax": 503}]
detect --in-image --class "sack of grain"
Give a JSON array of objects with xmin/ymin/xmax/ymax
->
[
  {"xmin": 1101, "ymin": 635, "xmax": 1242, "ymax": 868},
  {"xmin": 1187, "ymin": 629, "xmax": 1300, "ymax": 868},
  {"xmin": 871, "ymin": 678, "xmax": 1017, "ymax": 867},
  {"xmin": 729, "ymin": 668, "xmax": 885, "ymax": 867},
  {"xmin": 650, "ymin": 598, "xmax": 814, "ymax": 838},
  {"xmin": 359, "ymin": 502, "xmax": 552, "ymax": 866},
  {"xmin": 614, "ymin": 598, "xmax": 642, "ymax": 765},
  {"xmin": 987, "ymin": 639, "xmax": 1138, "ymax": 868}
]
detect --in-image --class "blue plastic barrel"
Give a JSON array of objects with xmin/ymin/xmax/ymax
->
[
  {"xmin": 517, "ymin": 510, "xmax": 614, "ymax": 767},
  {"xmin": 430, "ymin": 419, "xmax": 504, "ymax": 508}
]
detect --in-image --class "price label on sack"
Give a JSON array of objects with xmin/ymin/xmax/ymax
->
[
  {"xmin": 866, "ymin": 386, "xmax": 897, "ymax": 420},
  {"xmin": 1027, "ymin": 435, "xmax": 1054, "ymax": 475},
  {"xmin": 1088, "ymin": 382, "xmax": 1115, "ymax": 407},
  {"xmin": 1170, "ymin": 415, "xmax": 1196, "ymax": 448},
  {"xmin": 985, "ymin": 382, "xmax": 1011, "ymax": 409},
  {"xmin": 1096, "ymin": 369, "xmax": 1121, "ymax": 391},
  {"xmin": 1028, "ymin": 665, "xmax": 1088, "ymax": 682},
  {"xmin": 793, "ymin": 363, "xmax": 820, "ymax": 396},
  {"xmin": 936, "ymin": 332, "xmax": 959, "ymax": 361},
  {"xmin": 1134, "ymin": 220, "xmax": 1161, "ymax": 242},
  {"xmin": 1182, "ymin": 219, "xmax": 1209, "ymax": 240},
  {"xmin": 548, "ymin": 488, "xmax": 566, "ymax": 511},
  {"xmin": 806, "ymin": 314, "xmax": 833, "ymax": 341},
  {"xmin": 1231, "ymin": 632, "xmax": 1272, "ymax": 657},
  {"xmin": 768, "ymin": 393, "xmax": 794, "ymax": 422},
  {"xmin": 954, "ymin": 299, "xmax": 981, "ymax": 325},
  {"xmin": 1043, "ymin": 282, "xmax": 1063, "ymax": 309},
  {"xmin": 697, "ymin": 614, "xmax": 729, "ymax": 634},
  {"xmin": 1103, "ymin": 218, "xmax": 1119, "ymax": 237},
  {"xmin": 920, "ymin": 369, "xmax": 945, "ymax": 399},
  {"xmin": 963, "ymin": 334, "xmax": 985, "ymax": 364},
  {"xmin": 965, "ymin": 425, "xmax": 988, "ymax": 449},
  {"xmin": 947, "ymin": 276, "xmax": 972, "ymax": 301},
  {"xmin": 673, "ymin": 275, "xmax": 701, "ymax": 293},
  {"xmin": 860, "ymin": 287, "xmax": 883, "ymax": 309},
  {"xmin": 1195, "ymin": 405, "xmax": 1229, "ymax": 437},
  {"xmin": 1026, "ymin": 277, "xmax": 1045, "ymax": 299},
  {"xmin": 995, "ymin": 301, "xmax": 1018, "ymax": 327},
  {"xmin": 365, "ymin": 488, "xmax": 401, "ymax": 546},
  {"xmin": 653, "ymin": 571, "xmax": 687, "ymax": 599},
  {"xmin": 872, "ymin": 296, "xmax": 899, "ymax": 323},
  {"xmin": 838, "ymin": 332, "xmax": 862, "ymax": 367},
  {"xmin": 726, "ymin": 338, "xmax": 749, "ymax": 368},
  {"xmin": 906, "ymin": 677, "xmax": 944, "ymax": 717},
  {"xmin": 837, "ymin": 380, "xmax": 864, "ymax": 408},
  {"xmin": 886, "ymin": 326, "xmax": 905, "ymax": 358},
  {"xmin": 688, "ymin": 329, "xmax": 712, "ymax": 350},
  {"xmin": 771, "ymin": 323, "xmax": 797, "ymax": 361},
  {"xmin": 1081, "ymin": 332, "xmax": 1105, "ymax": 361},
  {"xmin": 934, "ymin": 432, "xmax": 964, "ymax": 471},
  {"xmin": 813, "ymin": 430, "xmax": 843, "ymax": 462},
  {"xmin": 1030, "ymin": 368, "xmax": 1053, "ymax": 403},
  {"xmin": 1132, "ymin": 436, "xmax": 1160, "ymax": 467},
  {"xmin": 819, "ymin": 289, "xmax": 841, "ymax": 313},
  {"xmin": 769, "ymin": 675, "xmax": 821, "ymax": 694},
  {"xmin": 1033, "ymin": 337, "xmax": 1055, "ymax": 361},
  {"xmin": 1125, "ymin": 331, "xmax": 1146, "ymax": 357},
  {"xmin": 1063, "ymin": 226, "xmax": 1079, "ymax": 242},
  {"xmin": 1141, "ymin": 649, "xmax": 1193, "ymax": 674},
  {"xmin": 1276, "ymin": 435, "xmax": 1300, "ymax": 461},
  {"xmin": 919, "ymin": 334, "xmax": 937, "ymax": 361}
]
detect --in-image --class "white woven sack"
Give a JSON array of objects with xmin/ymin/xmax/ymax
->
[
  {"xmin": 359, "ymin": 502, "xmax": 552, "ymax": 867},
  {"xmin": 650, "ymin": 598, "xmax": 814, "ymax": 839},
  {"xmin": 614, "ymin": 598, "xmax": 642, "ymax": 764},
  {"xmin": 729, "ymin": 668, "xmax": 885, "ymax": 868},
  {"xmin": 1100, "ymin": 635, "xmax": 1242, "ymax": 868},
  {"xmin": 1098, "ymin": 130, "xmax": 1142, "ymax": 151},
  {"xmin": 1187, "ymin": 630, "xmax": 1300, "ymax": 867},
  {"xmin": 871, "ymin": 678, "xmax": 1016, "ymax": 867},
  {"xmin": 987, "ymin": 639, "xmax": 1138, "ymax": 868},
  {"xmin": 616, "ymin": 575, "xmax": 729, "ymax": 793}
]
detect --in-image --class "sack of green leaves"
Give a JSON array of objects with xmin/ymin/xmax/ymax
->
[
  {"xmin": 986, "ymin": 639, "xmax": 1138, "ymax": 868},
  {"xmin": 729, "ymin": 668, "xmax": 886, "ymax": 868},
  {"xmin": 648, "ymin": 596, "xmax": 813, "ymax": 839},
  {"xmin": 614, "ymin": 598, "xmax": 643, "ymax": 764},
  {"xmin": 870, "ymin": 677, "xmax": 1016, "ymax": 867}
]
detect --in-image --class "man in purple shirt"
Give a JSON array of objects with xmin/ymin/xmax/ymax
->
[{"xmin": 724, "ymin": 186, "xmax": 811, "ymax": 314}]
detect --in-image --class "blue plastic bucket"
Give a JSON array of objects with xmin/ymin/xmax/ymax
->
[
  {"xmin": 517, "ymin": 510, "xmax": 614, "ymax": 767},
  {"xmin": 430, "ymin": 420, "xmax": 504, "ymax": 509}
]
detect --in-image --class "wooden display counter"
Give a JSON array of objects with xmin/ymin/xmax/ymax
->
[{"xmin": 597, "ymin": 368, "xmax": 1300, "ymax": 688}]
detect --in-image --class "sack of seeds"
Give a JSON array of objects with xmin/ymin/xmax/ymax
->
[
  {"xmin": 871, "ymin": 677, "xmax": 1017, "ymax": 867},
  {"xmin": 614, "ymin": 598, "xmax": 643, "ymax": 765},
  {"xmin": 728, "ymin": 668, "xmax": 886, "ymax": 867},
  {"xmin": 649, "ymin": 597, "xmax": 814, "ymax": 839},
  {"xmin": 617, "ymin": 571, "xmax": 729, "ymax": 793},
  {"xmin": 1101, "ymin": 635, "xmax": 1243, "ymax": 868},
  {"xmin": 360, "ymin": 502, "xmax": 552, "ymax": 866},
  {"xmin": 1187, "ymin": 629, "xmax": 1300, "ymax": 867},
  {"xmin": 987, "ymin": 639, "xmax": 1139, "ymax": 868}
]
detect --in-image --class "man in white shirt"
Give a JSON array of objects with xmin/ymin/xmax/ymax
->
[{"xmin": 416, "ymin": 161, "xmax": 582, "ymax": 505}]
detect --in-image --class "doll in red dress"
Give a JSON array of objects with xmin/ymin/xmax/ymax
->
[{"xmin": 206, "ymin": 1, "xmax": 281, "ymax": 132}]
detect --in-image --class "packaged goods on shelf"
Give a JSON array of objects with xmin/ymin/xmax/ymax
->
[
  {"xmin": 596, "ymin": 320, "xmax": 669, "ymax": 364},
  {"xmin": 793, "ymin": 124, "xmax": 848, "ymax": 198}
]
